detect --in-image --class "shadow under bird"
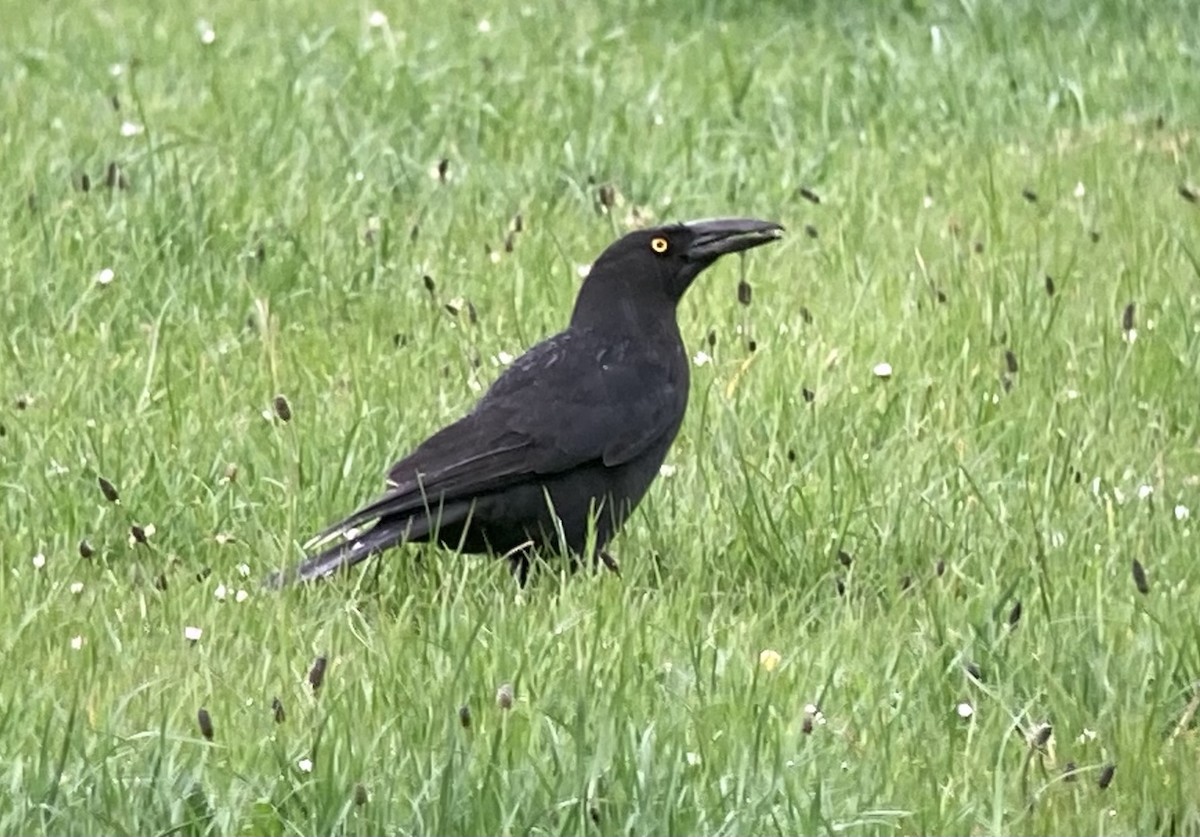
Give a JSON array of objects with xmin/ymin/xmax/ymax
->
[{"xmin": 268, "ymin": 217, "xmax": 783, "ymax": 587}]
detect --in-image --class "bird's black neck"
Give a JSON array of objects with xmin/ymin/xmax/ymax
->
[{"xmin": 569, "ymin": 290, "xmax": 682, "ymax": 345}]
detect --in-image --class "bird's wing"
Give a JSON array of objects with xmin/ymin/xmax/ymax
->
[
  {"xmin": 313, "ymin": 330, "xmax": 685, "ymax": 541},
  {"xmin": 310, "ymin": 420, "xmax": 536, "ymax": 543},
  {"xmin": 483, "ymin": 329, "xmax": 686, "ymax": 468}
]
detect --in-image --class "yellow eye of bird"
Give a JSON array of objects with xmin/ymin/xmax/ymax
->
[{"xmin": 650, "ymin": 237, "xmax": 669, "ymax": 254}]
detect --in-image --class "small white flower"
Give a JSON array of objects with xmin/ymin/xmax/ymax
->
[
  {"xmin": 804, "ymin": 703, "xmax": 827, "ymax": 725},
  {"xmin": 758, "ymin": 649, "xmax": 781, "ymax": 672},
  {"xmin": 922, "ymin": 194, "xmax": 934, "ymax": 209},
  {"xmin": 235, "ymin": 589, "xmax": 249, "ymax": 603},
  {"xmin": 872, "ymin": 361, "xmax": 893, "ymax": 379},
  {"xmin": 214, "ymin": 583, "xmax": 228, "ymax": 601},
  {"xmin": 1074, "ymin": 181, "xmax": 1086, "ymax": 198},
  {"xmin": 653, "ymin": 113, "xmax": 664, "ymax": 126},
  {"xmin": 94, "ymin": 267, "xmax": 115, "ymax": 286},
  {"xmin": 32, "ymin": 553, "xmax": 46, "ymax": 570},
  {"xmin": 692, "ymin": 350, "xmax": 711, "ymax": 367},
  {"xmin": 1064, "ymin": 388, "xmax": 1081, "ymax": 400},
  {"xmin": 1123, "ymin": 328, "xmax": 1138, "ymax": 344},
  {"xmin": 685, "ymin": 752, "xmax": 702, "ymax": 766},
  {"xmin": 476, "ymin": 18, "xmax": 492, "ymax": 33},
  {"xmin": 1176, "ymin": 505, "xmax": 1191, "ymax": 521},
  {"xmin": 119, "ymin": 120, "xmax": 144, "ymax": 137},
  {"xmin": 1050, "ymin": 530, "xmax": 1066, "ymax": 548},
  {"xmin": 109, "ymin": 63, "xmax": 124, "ymax": 77},
  {"xmin": 1077, "ymin": 727, "xmax": 1097, "ymax": 743},
  {"xmin": 367, "ymin": 10, "xmax": 388, "ymax": 27},
  {"xmin": 1137, "ymin": 484, "xmax": 1154, "ymax": 500},
  {"xmin": 496, "ymin": 351, "xmax": 514, "ymax": 366},
  {"xmin": 237, "ymin": 563, "xmax": 251, "ymax": 577},
  {"xmin": 575, "ymin": 263, "xmax": 592, "ymax": 279},
  {"xmin": 956, "ymin": 702, "xmax": 974, "ymax": 719},
  {"xmin": 196, "ymin": 19, "xmax": 216, "ymax": 44},
  {"xmin": 297, "ymin": 758, "xmax": 313, "ymax": 773},
  {"xmin": 69, "ymin": 582, "xmax": 84, "ymax": 595},
  {"xmin": 658, "ymin": 464, "xmax": 677, "ymax": 478},
  {"xmin": 184, "ymin": 625, "xmax": 203, "ymax": 642},
  {"xmin": 70, "ymin": 635, "xmax": 85, "ymax": 651}
]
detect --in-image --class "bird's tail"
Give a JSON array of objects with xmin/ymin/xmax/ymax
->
[
  {"xmin": 296, "ymin": 522, "xmax": 409, "ymax": 586},
  {"xmin": 265, "ymin": 500, "xmax": 473, "ymax": 588}
]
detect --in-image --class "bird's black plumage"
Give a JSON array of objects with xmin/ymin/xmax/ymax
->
[{"xmin": 269, "ymin": 217, "xmax": 783, "ymax": 586}]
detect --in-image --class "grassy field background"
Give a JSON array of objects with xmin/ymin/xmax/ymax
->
[{"xmin": 2, "ymin": 0, "xmax": 1199, "ymax": 834}]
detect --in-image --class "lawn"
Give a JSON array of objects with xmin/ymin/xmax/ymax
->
[{"xmin": 2, "ymin": 0, "xmax": 1198, "ymax": 834}]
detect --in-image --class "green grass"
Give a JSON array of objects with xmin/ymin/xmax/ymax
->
[{"xmin": 3, "ymin": 0, "xmax": 1200, "ymax": 833}]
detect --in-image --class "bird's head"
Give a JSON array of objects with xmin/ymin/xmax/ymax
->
[{"xmin": 571, "ymin": 217, "xmax": 784, "ymax": 330}]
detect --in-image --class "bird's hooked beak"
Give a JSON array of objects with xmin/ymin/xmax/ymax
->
[{"xmin": 683, "ymin": 217, "xmax": 784, "ymax": 262}]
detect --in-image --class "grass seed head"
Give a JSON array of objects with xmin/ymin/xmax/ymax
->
[
  {"xmin": 1132, "ymin": 559, "xmax": 1150, "ymax": 594},
  {"xmin": 737, "ymin": 279, "xmax": 752, "ymax": 306},
  {"xmin": 98, "ymin": 476, "xmax": 120, "ymax": 503},
  {"xmin": 308, "ymin": 656, "xmax": 328, "ymax": 692},
  {"xmin": 197, "ymin": 708, "xmax": 214, "ymax": 741}
]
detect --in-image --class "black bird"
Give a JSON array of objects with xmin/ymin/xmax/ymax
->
[{"xmin": 269, "ymin": 217, "xmax": 783, "ymax": 586}]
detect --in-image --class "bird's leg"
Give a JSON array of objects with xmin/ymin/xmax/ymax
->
[{"xmin": 501, "ymin": 541, "xmax": 536, "ymax": 588}]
